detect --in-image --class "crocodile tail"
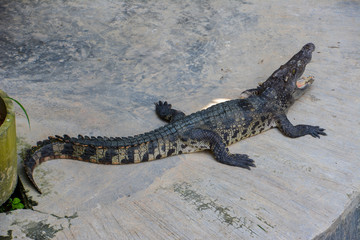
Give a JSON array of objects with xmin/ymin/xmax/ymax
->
[
  {"xmin": 24, "ymin": 136, "xmax": 81, "ymax": 194},
  {"xmin": 24, "ymin": 143, "xmax": 54, "ymax": 194},
  {"xmin": 24, "ymin": 147, "xmax": 40, "ymax": 193},
  {"xmin": 24, "ymin": 132, "xmax": 182, "ymax": 193},
  {"xmin": 24, "ymin": 135, "xmax": 101, "ymax": 193}
]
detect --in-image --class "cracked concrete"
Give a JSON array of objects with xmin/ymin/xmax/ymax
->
[{"xmin": 1, "ymin": 0, "xmax": 360, "ymax": 239}]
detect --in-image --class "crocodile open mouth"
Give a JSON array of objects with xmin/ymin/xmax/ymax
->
[{"xmin": 296, "ymin": 76, "xmax": 314, "ymax": 89}]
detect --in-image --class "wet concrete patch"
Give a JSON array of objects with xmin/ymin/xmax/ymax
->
[
  {"xmin": 173, "ymin": 181, "xmax": 273, "ymax": 235},
  {"xmin": 22, "ymin": 221, "xmax": 63, "ymax": 240},
  {"xmin": 0, "ymin": 210, "xmax": 77, "ymax": 240}
]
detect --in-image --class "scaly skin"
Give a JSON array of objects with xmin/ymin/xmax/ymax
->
[{"xmin": 24, "ymin": 43, "xmax": 326, "ymax": 193}]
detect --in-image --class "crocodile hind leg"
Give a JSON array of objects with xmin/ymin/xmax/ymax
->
[
  {"xmin": 182, "ymin": 128, "xmax": 256, "ymax": 169},
  {"xmin": 155, "ymin": 101, "xmax": 186, "ymax": 123}
]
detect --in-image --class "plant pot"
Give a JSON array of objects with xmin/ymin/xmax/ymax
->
[{"xmin": 0, "ymin": 90, "xmax": 17, "ymax": 206}]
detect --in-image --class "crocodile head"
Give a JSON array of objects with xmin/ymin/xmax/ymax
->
[{"xmin": 259, "ymin": 43, "xmax": 316, "ymax": 106}]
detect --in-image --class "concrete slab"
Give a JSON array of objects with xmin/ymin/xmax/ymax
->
[{"xmin": 1, "ymin": 0, "xmax": 359, "ymax": 239}]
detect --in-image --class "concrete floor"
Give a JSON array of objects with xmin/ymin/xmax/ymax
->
[{"xmin": 1, "ymin": 0, "xmax": 360, "ymax": 239}]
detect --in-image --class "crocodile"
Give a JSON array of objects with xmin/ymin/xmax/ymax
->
[{"xmin": 24, "ymin": 43, "xmax": 326, "ymax": 193}]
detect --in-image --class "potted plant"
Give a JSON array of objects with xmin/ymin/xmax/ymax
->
[{"xmin": 0, "ymin": 89, "xmax": 17, "ymax": 206}]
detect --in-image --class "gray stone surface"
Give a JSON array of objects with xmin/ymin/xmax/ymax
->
[
  {"xmin": 314, "ymin": 195, "xmax": 360, "ymax": 240},
  {"xmin": 1, "ymin": 0, "xmax": 360, "ymax": 239}
]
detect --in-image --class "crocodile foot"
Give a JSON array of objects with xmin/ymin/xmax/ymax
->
[
  {"xmin": 155, "ymin": 101, "xmax": 173, "ymax": 120},
  {"xmin": 155, "ymin": 100, "xmax": 186, "ymax": 122},
  {"xmin": 306, "ymin": 125, "xmax": 327, "ymax": 138},
  {"xmin": 220, "ymin": 153, "xmax": 256, "ymax": 169}
]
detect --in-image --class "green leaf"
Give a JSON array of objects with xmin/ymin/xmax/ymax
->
[
  {"xmin": 11, "ymin": 198, "xmax": 24, "ymax": 210},
  {"xmin": 5, "ymin": 97, "xmax": 31, "ymax": 129},
  {"xmin": 13, "ymin": 202, "xmax": 24, "ymax": 210},
  {"xmin": 12, "ymin": 198, "xmax": 20, "ymax": 204}
]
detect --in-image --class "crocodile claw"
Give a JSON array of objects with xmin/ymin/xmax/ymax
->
[
  {"xmin": 223, "ymin": 154, "xmax": 256, "ymax": 169},
  {"xmin": 155, "ymin": 101, "xmax": 173, "ymax": 117},
  {"xmin": 307, "ymin": 126, "xmax": 327, "ymax": 138},
  {"xmin": 155, "ymin": 100, "xmax": 172, "ymax": 108}
]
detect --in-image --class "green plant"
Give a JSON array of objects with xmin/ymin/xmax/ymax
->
[
  {"xmin": 10, "ymin": 198, "xmax": 24, "ymax": 210},
  {"xmin": 0, "ymin": 198, "xmax": 24, "ymax": 212}
]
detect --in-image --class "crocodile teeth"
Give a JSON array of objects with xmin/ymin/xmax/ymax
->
[{"xmin": 297, "ymin": 76, "xmax": 314, "ymax": 88}]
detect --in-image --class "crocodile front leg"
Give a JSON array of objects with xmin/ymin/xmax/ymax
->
[
  {"xmin": 155, "ymin": 101, "xmax": 186, "ymax": 123},
  {"xmin": 275, "ymin": 113, "xmax": 327, "ymax": 138},
  {"xmin": 182, "ymin": 128, "xmax": 256, "ymax": 169},
  {"xmin": 239, "ymin": 88, "xmax": 260, "ymax": 99}
]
